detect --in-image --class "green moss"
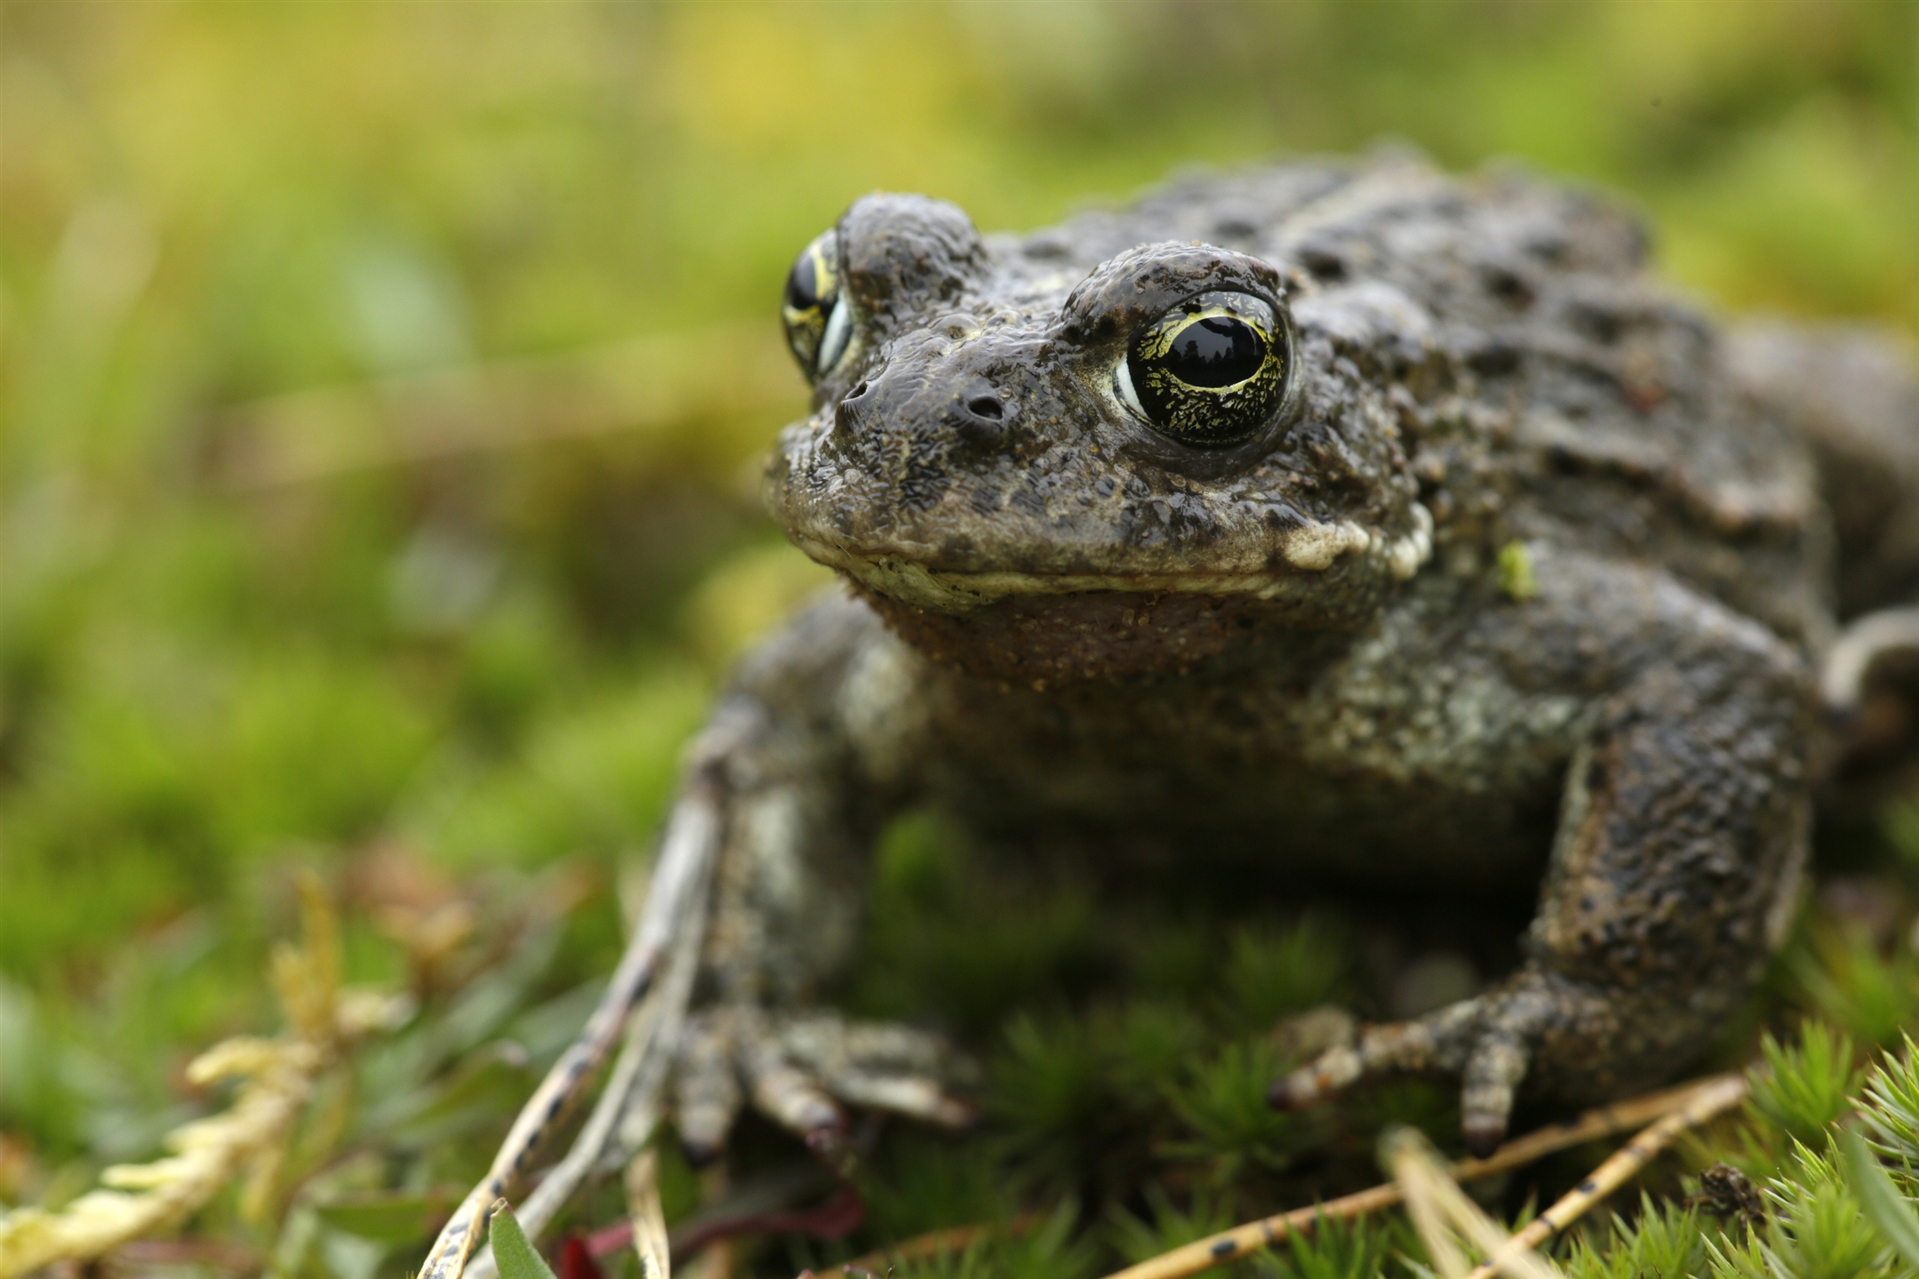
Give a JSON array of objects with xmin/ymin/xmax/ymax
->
[
  {"xmin": 1748, "ymin": 1023, "xmax": 1861, "ymax": 1154},
  {"xmin": 1561, "ymin": 1199, "xmax": 1712, "ymax": 1279}
]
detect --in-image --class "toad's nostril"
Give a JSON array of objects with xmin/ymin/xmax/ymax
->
[
  {"xmin": 966, "ymin": 395, "xmax": 1004, "ymax": 421},
  {"xmin": 845, "ymin": 380, "xmax": 870, "ymax": 400}
]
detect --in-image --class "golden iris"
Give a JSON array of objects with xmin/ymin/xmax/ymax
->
[
  {"xmin": 781, "ymin": 232, "xmax": 843, "ymax": 380},
  {"xmin": 1127, "ymin": 291, "xmax": 1287, "ymax": 445}
]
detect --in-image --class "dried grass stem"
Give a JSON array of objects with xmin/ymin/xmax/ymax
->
[{"xmin": 1098, "ymin": 1071, "xmax": 1747, "ymax": 1279}]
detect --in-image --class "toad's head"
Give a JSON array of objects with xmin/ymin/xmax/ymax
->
[{"xmin": 765, "ymin": 192, "xmax": 1431, "ymax": 683}]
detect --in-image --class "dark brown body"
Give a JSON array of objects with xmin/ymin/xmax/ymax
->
[{"xmin": 663, "ymin": 153, "xmax": 1919, "ymax": 1158}]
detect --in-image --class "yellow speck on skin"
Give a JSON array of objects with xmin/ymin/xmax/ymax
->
[{"xmin": 1497, "ymin": 541, "xmax": 1539, "ymax": 602}]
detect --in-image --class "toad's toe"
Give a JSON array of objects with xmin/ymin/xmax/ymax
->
[
  {"xmin": 1270, "ymin": 970, "xmax": 1594, "ymax": 1155},
  {"xmin": 673, "ymin": 1006, "xmax": 973, "ymax": 1167}
]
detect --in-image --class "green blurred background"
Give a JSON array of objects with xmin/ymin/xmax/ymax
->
[{"xmin": 1, "ymin": 0, "xmax": 1916, "ymax": 1189}]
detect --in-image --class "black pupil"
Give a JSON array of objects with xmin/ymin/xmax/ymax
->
[
  {"xmin": 785, "ymin": 257, "xmax": 821, "ymax": 312},
  {"xmin": 1166, "ymin": 316, "xmax": 1261, "ymax": 387}
]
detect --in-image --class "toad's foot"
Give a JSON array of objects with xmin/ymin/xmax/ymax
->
[
  {"xmin": 674, "ymin": 1006, "xmax": 976, "ymax": 1167},
  {"xmin": 1268, "ymin": 968, "xmax": 1614, "ymax": 1157}
]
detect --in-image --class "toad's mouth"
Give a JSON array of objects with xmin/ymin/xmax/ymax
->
[
  {"xmin": 795, "ymin": 533, "xmax": 1327, "ymax": 610},
  {"xmin": 786, "ymin": 501, "xmax": 1433, "ymax": 618},
  {"xmin": 789, "ymin": 518, "xmax": 1434, "ymax": 684}
]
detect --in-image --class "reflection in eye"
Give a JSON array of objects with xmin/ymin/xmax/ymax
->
[
  {"xmin": 817, "ymin": 293, "xmax": 851, "ymax": 376},
  {"xmin": 1165, "ymin": 315, "xmax": 1263, "ymax": 387},
  {"xmin": 1120, "ymin": 292, "xmax": 1289, "ymax": 446}
]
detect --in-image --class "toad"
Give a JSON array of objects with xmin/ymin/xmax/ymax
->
[{"xmin": 668, "ymin": 152, "xmax": 1919, "ymax": 1162}]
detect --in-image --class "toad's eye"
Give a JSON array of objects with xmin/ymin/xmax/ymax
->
[
  {"xmin": 1118, "ymin": 291, "xmax": 1289, "ymax": 446},
  {"xmin": 782, "ymin": 232, "xmax": 852, "ymax": 381}
]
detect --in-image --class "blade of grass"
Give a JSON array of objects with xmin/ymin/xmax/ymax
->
[
  {"xmin": 462, "ymin": 877, "xmax": 706, "ymax": 1279},
  {"xmin": 625, "ymin": 1153, "xmax": 671, "ymax": 1279},
  {"xmin": 416, "ymin": 786, "xmax": 719, "ymax": 1279},
  {"xmin": 991, "ymin": 1072, "xmax": 1746, "ymax": 1279},
  {"xmin": 488, "ymin": 1202, "xmax": 557, "ymax": 1279},
  {"xmin": 1840, "ymin": 1126, "xmax": 1919, "ymax": 1269},
  {"xmin": 1385, "ymin": 1126, "xmax": 1560, "ymax": 1279},
  {"xmin": 1460, "ymin": 1072, "xmax": 1749, "ymax": 1279}
]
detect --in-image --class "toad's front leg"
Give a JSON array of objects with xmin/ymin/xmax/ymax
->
[
  {"xmin": 1275, "ymin": 558, "xmax": 1814, "ymax": 1154},
  {"xmin": 671, "ymin": 596, "xmax": 971, "ymax": 1163}
]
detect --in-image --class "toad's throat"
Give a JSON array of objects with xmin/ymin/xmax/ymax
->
[{"xmin": 845, "ymin": 581, "xmax": 1305, "ymax": 684}]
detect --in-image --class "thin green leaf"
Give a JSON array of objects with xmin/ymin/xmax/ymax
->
[
  {"xmin": 1840, "ymin": 1126, "xmax": 1919, "ymax": 1269},
  {"xmin": 488, "ymin": 1201, "xmax": 558, "ymax": 1279}
]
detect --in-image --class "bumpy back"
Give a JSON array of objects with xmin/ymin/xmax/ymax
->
[{"xmin": 1020, "ymin": 153, "xmax": 1834, "ymax": 646}]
